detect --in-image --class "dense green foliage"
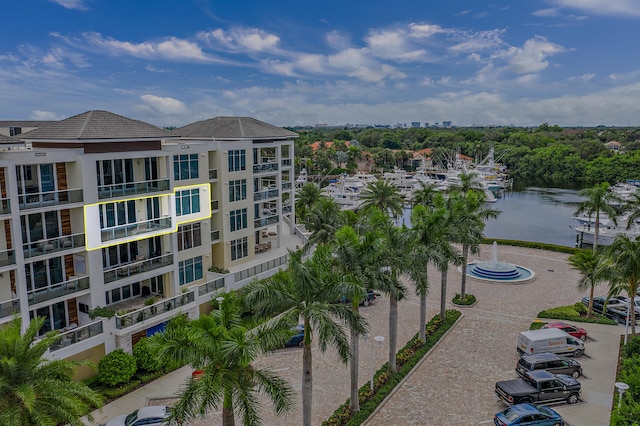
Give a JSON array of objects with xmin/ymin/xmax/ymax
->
[
  {"xmin": 611, "ymin": 335, "xmax": 640, "ymax": 425},
  {"xmin": 98, "ymin": 349, "xmax": 138, "ymax": 386},
  {"xmin": 132, "ymin": 338, "xmax": 165, "ymax": 372},
  {"xmin": 535, "ymin": 303, "xmax": 617, "ymax": 325},
  {"xmin": 293, "ymin": 125, "xmax": 640, "ymax": 187}
]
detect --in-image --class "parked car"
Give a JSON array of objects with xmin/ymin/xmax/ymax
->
[
  {"xmin": 106, "ymin": 406, "xmax": 172, "ymax": 426},
  {"xmin": 495, "ymin": 370, "xmax": 581, "ymax": 406},
  {"xmin": 340, "ymin": 289, "xmax": 378, "ymax": 306},
  {"xmin": 285, "ymin": 324, "xmax": 305, "ymax": 348},
  {"xmin": 516, "ymin": 352, "xmax": 582, "ymax": 379},
  {"xmin": 541, "ymin": 321, "xmax": 587, "ymax": 340},
  {"xmin": 494, "ymin": 403, "xmax": 564, "ymax": 426}
]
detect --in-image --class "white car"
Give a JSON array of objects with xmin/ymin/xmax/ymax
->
[{"xmin": 105, "ymin": 406, "xmax": 172, "ymax": 426}]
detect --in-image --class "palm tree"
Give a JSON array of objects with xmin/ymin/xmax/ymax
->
[
  {"xmin": 411, "ymin": 180, "xmax": 439, "ymax": 208},
  {"xmin": 568, "ymin": 248, "xmax": 607, "ymax": 318},
  {"xmin": 332, "ymin": 225, "xmax": 383, "ymax": 413},
  {"xmin": 434, "ymin": 194, "xmax": 463, "ymax": 321},
  {"xmin": 359, "ymin": 180, "xmax": 405, "ymax": 219},
  {"xmin": 303, "ymin": 197, "xmax": 343, "ymax": 250},
  {"xmin": 575, "ymin": 182, "xmax": 620, "ymax": 251},
  {"xmin": 295, "ymin": 182, "xmax": 325, "ymax": 224},
  {"xmin": 624, "ymin": 191, "xmax": 640, "ymax": 230},
  {"xmin": 0, "ymin": 317, "xmax": 103, "ymax": 426},
  {"xmin": 147, "ymin": 294, "xmax": 294, "ymax": 426},
  {"xmin": 453, "ymin": 190, "xmax": 500, "ymax": 300},
  {"xmin": 446, "ymin": 171, "xmax": 484, "ymax": 195},
  {"xmin": 244, "ymin": 247, "xmax": 367, "ymax": 426},
  {"xmin": 604, "ymin": 235, "xmax": 640, "ymax": 335},
  {"xmin": 410, "ymin": 197, "xmax": 458, "ymax": 341},
  {"xmin": 362, "ymin": 208, "xmax": 423, "ymax": 373}
]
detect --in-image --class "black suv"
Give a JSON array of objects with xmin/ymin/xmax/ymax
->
[{"xmin": 517, "ymin": 352, "xmax": 582, "ymax": 379}]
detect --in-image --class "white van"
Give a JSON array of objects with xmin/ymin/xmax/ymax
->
[{"xmin": 517, "ymin": 328, "xmax": 585, "ymax": 358}]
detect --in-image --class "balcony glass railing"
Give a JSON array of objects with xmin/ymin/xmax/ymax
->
[
  {"xmin": 0, "ymin": 199, "xmax": 10, "ymax": 215},
  {"xmin": 254, "ymin": 214, "xmax": 279, "ymax": 228},
  {"xmin": 115, "ymin": 289, "xmax": 196, "ymax": 329},
  {"xmin": 281, "ymin": 158, "xmax": 292, "ymax": 167},
  {"xmin": 98, "ymin": 179, "xmax": 170, "ymax": 199},
  {"xmin": 254, "ymin": 189, "xmax": 279, "ymax": 201},
  {"xmin": 211, "ymin": 229, "xmax": 220, "ymax": 242},
  {"xmin": 281, "ymin": 182, "xmax": 292, "ymax": 190},
  {"xmin": 23, "ymin": 233, "xmax": 85, "ymax": 259},
  {"xmin": 283, "ymin": 205, "xmax": 292, "ymax": 214},
  {"xmin": 100, "ymin": 217, "xmax": 172, "ymax": 242},
  {"xmin": 49, "ymin": 321, "xmax": 103, "ymax": 352},
  {"xmin": 211, "ymin": 199, "xmax": 219, "ymax": 211},
  {"xmin": 0, "ymin": 248, "xmax": 15, "ymax": 267},
  {"xmin": 234, "ymin": 254, "xmax": 290, "ymax": 282},
  {"xmin": 253, "ymin": 163, "xmax": 279, "ymax": 174},
  {"xmin": 27, "ymin": 276, "xmax": 90, "ymax": 305},
  {"xmin": 209, "ymin": 169, "xmax": 218, "ymax": 180},
  {"xmin": 103, "ymin": 253, "xmax": 173, "ymax": 284},
  {"xmin": 18, "ymin": 189, "xmax": 83, "ymax": 210},
  {"xmin": 197, "ymin": 277, "xmax": 225, "ymax": 296},
  {"xmin": 0, "ymin": 298, "xmax": 20, "ymax": 318}
]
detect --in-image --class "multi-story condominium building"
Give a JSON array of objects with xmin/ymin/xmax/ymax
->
[{"xmin": 0, "ymin": 110, "xmax": 299, "ymax": 377}]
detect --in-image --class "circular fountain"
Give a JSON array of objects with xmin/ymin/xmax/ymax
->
[{"xmin": 464, "ymin": 242, "xmax": 535, "ymax": 283}]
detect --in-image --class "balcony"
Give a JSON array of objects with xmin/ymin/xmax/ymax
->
[
  {"xmin": 115, "ymin": 289, "xmax": 196, "ymax": 329},
  {"xmin": 104, "ymin": 253, "xmax": 173, "ymax": 284},
  {"xmin": 283, "ymin": 205, "xmax": 292, "ymax": 214},
  {"xmin": 98, "ymin": 179, "xmax": 170, "ymax": 200},
  {"xmin": 0, "ymin": 248, "xmax": 15, "ymax": 267},
  {"xmin": 254, "ymin": 214, "xmax": 279, "ymax": 228},
  {"xmin": 0, "ymin": 298, "xmax": 20, "ymax": 319},
  {"xmin": 23, "ymin": 233, "xmax": 85, "ymax": 259},
  {"xmin": 253, "ymin": 163, "xmax": 279, "ymax": 174},
  {"xmin": 211, "ymin": 199, "xmax": 219, "ymax": 211},
  {"xmin": 281, "ymin": 182, "xmax": 292, "ymax": 191},
  {"xmin": 197, "ymin": 276, "xmax": 225, "ymax": 296},
  {"xmin": 27, "ymin": 276, "xmax": 90, "ymax": 305},
  {"xmin": 0, "ymin": 199, "xmax": 10, "ymax": 215},
  {"xmin": 211, "ymin": 229, "xmax": 220, "ymax": 242},
  {"xmin": 209, "ymin": 169, "xmax": 218, "ymax": 180},
  {"xmin": 100, "ymin": 217, "xmax": 172, "ymax": 243},
  {"xmin": 19, "ymin": 189, "xmax": 83, "ymax": 210},
  {"xmin": 281, "ymin": 158, "xmax": 292, "ymax": 167},
  {"xmin": 49, "ymin": 321, "xmax": 104, "ymax": 352},
  {"xmin": 254, "ymin": 188, "xmax": 279, "ymax": 201}
]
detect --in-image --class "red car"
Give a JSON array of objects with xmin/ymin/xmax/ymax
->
[{"xmin": 542, "ymin": 322, "xmax": 587, "ymax": 340}]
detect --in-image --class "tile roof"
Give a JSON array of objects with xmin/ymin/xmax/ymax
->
[
  {"xmin": 0, "ymin": 133, "xmax": 23, "ymax": 144},
  {"xmin": 176, "ymin": 116, "xmax": 298, "ymax": 140},
  {"xmin": 20, "ymin": 110, "xmax": 176, "ymax": 140},
  {"xmin": 0, "ymin": 120, "xmax": 56, "ymax": 128}
]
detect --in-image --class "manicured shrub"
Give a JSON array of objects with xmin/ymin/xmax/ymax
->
[
  {"xmin": 98, "ymin": 349, "xmax": 137, "ymax": 386},
  {"xmin": 133, "ymin": 338, "xmax": 165, "ymax": 372},
  {"xmin": 452, "ymin": 293, "xmax": 476, "ymax": 305},
  {"xmin": 624, "ymin": 335, "xmax": 640, "ymax": 358}
]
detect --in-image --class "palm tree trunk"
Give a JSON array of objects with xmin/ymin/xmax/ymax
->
[
  {"xmin": 631, "ymin": 296, "xmax": 636, "ymax": 336},
  {"xmin": 593, "ymin": 213, "xmax": 599, "ymax": 252},
  {"xmin": 588, "ymin": 284, "xmax": 595, "ymax": 318},
  {"xmin": 461, "ymin": 243, "xmax": 469, "ymax": 300},
  {"xmin": 302, "ymin": 344, "xmax": 313, "ymax": 426},
  {"xmin": 349, "ymin": 327, "xmax": 360, "ymax": 412},
  {"xmin": 440, "ymin": 265, "xmax": 448, "ymax": 321},
  {"xmin": 388, "ymin": 292, "xmax": 398, "ymax": 373},
  {"xmin": 419, "ymin": 291, "xmax": 427, "ymax": 342},
  {"xmin": 222, "ymin": 389, "xmax": 235, "ymax": 426}
]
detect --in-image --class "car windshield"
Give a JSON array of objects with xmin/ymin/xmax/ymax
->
[
  {"xmin": 502, "ymin": 407, "xmax": 521, "ymax": 421},
  {"xmin": 124, "ymin": 411, "xmax": 139, "ymax": 426},
  {"xmin": 537, "ymin": 406, "xmax": 554, "ymax": 416}
]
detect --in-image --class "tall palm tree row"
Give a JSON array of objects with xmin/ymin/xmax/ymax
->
[
  {"xmin": 244, "ymin": 247, "xmax": 368, "ymax": 426},
  {"xmin": 146, "ymin": 295, "xmax": 295, "ymax": 426},
  {"xmin": 568, "ymin": 248, "xmax": 607, "ymax": 318},
  {"xmin": 0, "ymin": 317, "xmax": 103, "ymax": 426}
]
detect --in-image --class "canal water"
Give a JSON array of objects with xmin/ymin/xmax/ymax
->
[{"xmin": 399, "ymin": 187, "xmax": 583, "ymax": 247}]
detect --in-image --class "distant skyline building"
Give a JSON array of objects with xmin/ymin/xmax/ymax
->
[{"xmin": 411, "ymin": 122, "xmax": 421, "ymax": 128}]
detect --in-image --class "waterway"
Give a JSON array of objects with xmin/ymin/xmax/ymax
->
[{"xmin": 399, "ymin": 186, "xmax": 583, "ymax": 247}]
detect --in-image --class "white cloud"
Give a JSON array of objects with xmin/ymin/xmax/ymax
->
[
  {"xmin": 498, "ymin": 36, "xmax": 565, "ymax": 74},
  {"xmin": 139, "ymin": 95, "xmax": 189, "ymax": 115},
  {"xmin": 80, "ymin": 32, "xmax": 216, "ymax": 62},
  {"xmin": 551, "ymin": 0, "xmax": 640, "ymax": 17},
  {"xmin": 365, "ymin": 29, "xmax": 427, "ymax": 61},
  {"xmin": 449, "ymin": 29, "xmax": 506, "ymax": 53},
  {"xmin": 49, "ymin": 0, "xmax": 88, "ymax": 10},
  {"xmin": 41, "ymin": 46, "xmax": 90, "ymax": 69},
  {"xmin": 568, "ymin": 73, "xmax": 595, "ymax": 82},
  {"xmin": 532, "ymin": 8, "xmax": 560, "ymax": 17},
  {"xmin": 200, "ymin": 28, "xmax": 280, "ymax": 53},
  {"xmin": 30, "ymin": 110, "xmax": 64, "ymax": 120}
]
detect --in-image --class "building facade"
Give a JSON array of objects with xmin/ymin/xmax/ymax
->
[{"xmin": 0, "ymin": 111, "xmax": 298, "ymax": 376}]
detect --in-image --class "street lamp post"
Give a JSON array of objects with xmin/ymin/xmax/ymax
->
[
  {"xmin": 367, "ymin": 335, "xmax": 385, "ymax": 391},
  {"xmin": 625, "ymin": 306, "xmax": 630, "ymax": 345}
]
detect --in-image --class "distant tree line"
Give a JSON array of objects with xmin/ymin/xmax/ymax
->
[{"xmin": 290, "ymin": 124, "xmax": 640, "ymax": 188}]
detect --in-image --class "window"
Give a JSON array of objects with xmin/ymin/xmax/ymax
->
[
  {"xmin": 230, "ymin": 208, "xmax": 248, "ymax": 232},
  {"xmin": 16, "ymin": 164, "xmax": 55, "ymax": 195},
  {"xmin": 177, "ymin": 223, "xmax": 202, "ymax": 251},
  {"xmin": 105, "ymin": 282, "xmax": 141, "ymax": 305},
  {"xmin": 96, "ymin": 159, "xmax": 134, "ymax": 188},
  {"xmin": 29, "ymin": 301, "xmax": 66, "ymax": 335},
  {"xmin": 21, "ymin": 211, "xmax": 61, "ymax": 245},
  {"xmin": 173, "ymin": 154, "xmax": 199, "ymax": 180},
  {"xmin": 231, "ymin": 237, "xmax": 248, "ymax": 261},
  {"xmin": 228, "ymin": 150, "xmax": 246, "ymax": 172},
  {"xmin": 179, "ymin": 256, "xmax": 203, "ymax": 285},
  {"xmin": 25, "ymin": 257, "xmax": 64, "ymax": 293},
  {"xmin": 9, "ymin": 126, "xmax": 21, "ymax": 136},
  {"xmin": 99, "ymin": 200, "xmax": 136, "ymax": 228},
  {"xmin": 176, "ymin": 189, "xmax": 201, "ymax": 216},
  {"xmin": 229, "ymin": 179, "xmax": 247, "ymax": 202},
  {"xmin": 102, "ymin": 242, "xmax": 138, "ymax": 268}
]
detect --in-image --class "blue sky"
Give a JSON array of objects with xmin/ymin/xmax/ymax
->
[{"xmin": 2, "ymin": 0, "xmax": 640, "ymax": 128}]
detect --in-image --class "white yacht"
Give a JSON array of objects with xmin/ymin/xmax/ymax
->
[{"xmin": 321, "ymin": 174, "xmax": 365, "ymax": 210}]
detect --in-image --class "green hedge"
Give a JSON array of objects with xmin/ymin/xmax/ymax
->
[
  {"xmin": 323, "ymin": 310, "xmax": 461, "ymax": 426},
  {"xmin": 536, "ymin": 303, "xmax": 617, "ymax": 326},
  {"xmin": 483, "ymin": 238, "xmax": 577, "ymax": 254},
  {"xmin": 452, "ymin": 293, "xmax": 476, "ymax": 305}
]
